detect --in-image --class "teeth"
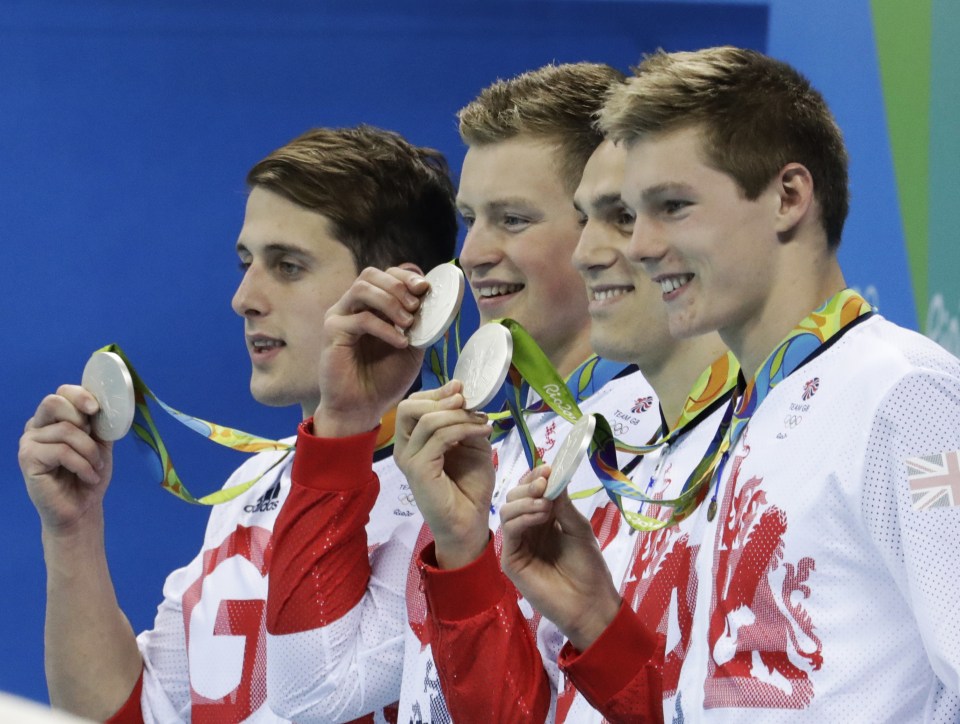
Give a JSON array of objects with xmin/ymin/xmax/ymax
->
[
  {"xmin": 592, "ymin": 287, "xmax": 632, "ymax": 302},
  {"xmin": 660, "ymin": 275, "xmax": 692, "ymax": 294},
  {"xmin": 477, "ymin": 284, "xmax": 523, "ymax": 298},
  {"xmin": 252, "ymin": 339, "xmax": 283, "ymax": 350}
]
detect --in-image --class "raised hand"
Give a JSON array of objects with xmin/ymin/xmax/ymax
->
[
  {"xmin": 19, "ymin": 384, "xmax": 114, "ymax": 534},
  {"xmin": 499, "ymin": 466, "xmax": 621, "ymax": 651},
  {"xmin": 394, "ymin": 381, "xmax": 494, "ymax": 569},
  {"xmin": 315, "ymin": 265, "xmax": 430, "ymax": 436}
]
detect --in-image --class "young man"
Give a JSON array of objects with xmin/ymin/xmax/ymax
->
[
  {"xmin": 391, "ymin": 74, "xmax": 666, "ymax": 720},
  {"xmin": 17, "ymin": 125, "xmax": 457, "ymax": 722},
  {"xmin": 504, "ymin": 47, "xmax": 960, "ymax": 722},
  {"xmin": 399, "ymin": 139, "xmax": 735, "ymax": 723}
]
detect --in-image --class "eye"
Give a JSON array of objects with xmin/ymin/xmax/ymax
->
[
  {"xmin": 663, "ymin": 199, "xmax": 691, "ymax": 216},
  {"xmin": 502, "ymin": 214, "xmax": 530, "ymax": 231},
  {"xmin": 276, "ymin": 258, "xmax": 305, "ymax": 279},
  {"xmin": 576, "ymin": 211, "xmax": 588, "ymax": 228},
  {"xmin": 460, "ymin": 213, "xmax": 476, "ymax": 229},
  {"xmin": 616, "ymin": 206, "xmax": 636, "ymax": 229}
]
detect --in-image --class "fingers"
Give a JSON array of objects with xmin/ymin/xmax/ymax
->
[
  {"xmin": 322, "ymin": 266, "xmax": 431, "ymax": 350},
  {"xmin": 20, "ymin": 429, "xmax": 104, "ymax": 486},
  {"xmin": 20, "ymin": 397, "xmax": 107, "ymax": 486},
  {"xmin": 397, "ymin": 399, "xmax": 491, "ymax": 465},
  {"xmin": 500, "ymin": 469, "xmax": 553, "ymax": 534},
  {"xmin": 395, "ymin": 380, "xmax": 468, "ymax": 441},
  {"xmin": 27, "ymin": 387, "xmax": 97, "ymax": 431}
]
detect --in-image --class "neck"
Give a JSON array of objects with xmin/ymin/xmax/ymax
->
[
  {"xmin": 549, "ymin": 327, "xmax": 597, "ymax": 379},
  {"xmin": 728, "ymin": 253, "xmax": 846, "ymax": 380},
  {"xmin": 640, "ymin": 334, "xmax": 729, "ymax": 428}
]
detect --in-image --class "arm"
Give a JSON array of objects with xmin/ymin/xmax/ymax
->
[
  {"xmin": 500, "ymin": 469, "xmax": 664, "ymax": 723},
  {"xmin": 392, "ymin": 383, "xmax": 494, "ymax": 569},
  {"xmin": 266, "ymin": 266, "xmax": 433, "ymax": 721},
  {"xmin": 267, "ymin": 422, "xmax": 408, "ymax": 722},
  {"xmin": 866, "ymin": 370, "xmax": 960, "ymax": 693},
  {"xmin": 18, "ymin": 385, "xmax": 143, "ymax": 720},
  {"xmin": 396, "ymin": 384, "xmax": 551, "ymax": 720},
  {"xmin": 419, "ymin": 537, "xmax": 551, "ymax": 723}
]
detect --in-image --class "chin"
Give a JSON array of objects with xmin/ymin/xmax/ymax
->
[{"xmin": 591, "ymin": 337, "xmax": 638, "ymax": 364}]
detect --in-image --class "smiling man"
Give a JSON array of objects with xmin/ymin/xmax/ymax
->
[
  {"xmin": 18, "ymin": 125, "xmax": 457, "ymax": 723},
  {"xmin": 502, "ymin": 47, "xmax": 960, "ymax": 722},
  {"xmin": 391, "ymin": 66, "xmax": 661, "ymax": 722}
]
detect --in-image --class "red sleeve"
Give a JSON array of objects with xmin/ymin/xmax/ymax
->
[
  {"xmin": 104, "ymin": 669, "xmax": 144, "ymax": 724},
  {"xmin": 266, "ymin": 419, "xmax": 381, "ymax": 634},
  {"xmin": 559, "ymin": 600, "xmax": 665, "ymax": 724},
  {"xmin": 420, "ymin": 537, "xmax": 551, "ymax": 723}
]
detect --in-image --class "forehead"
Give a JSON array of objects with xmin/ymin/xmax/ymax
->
[
  {"xmin": 238, "ymin": 186, "xmax": 342, "ymax": 253},
  {"xmin": 457, "ymin": 136, "xmax": 568, "ymax": 206},
  {"xmin": 621, "ymin": 126, "xmax": 712, "ymax": 195},
  {"xmin": 575, "ymin": 140, "xmax": 626, "ymax": 205}
]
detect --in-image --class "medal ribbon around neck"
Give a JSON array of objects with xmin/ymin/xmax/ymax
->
[
  {"xmin": 702, "ymin": 288, "xmax": 875, "ymax": 520},
  {"xmin": 486, "ymin": 320, "xmax": 739, "ymax": 529},
  {"xmin": 98, "ymin": 344, "xmax": 396, "ymax": 505},
  {"xmin": 586, "ymin": 351, "xmax": 739, "ymax": 532}
]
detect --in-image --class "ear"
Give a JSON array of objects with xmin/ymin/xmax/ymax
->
[{"xmin": 773, "ymin": 163, "xmax": 815, "ymax": 236}]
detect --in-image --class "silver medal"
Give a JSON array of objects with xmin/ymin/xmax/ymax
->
[
  {"xmin": 81, "ymin": 351, "xmax": 135, "ymax": 441},
  {"xmin": 452, "ymin": 323, "xmax": 513, "ymax": 410},
  {"xmin": 544, "ymin": 413, "xmax": 596, "ymax": 500},
  {"xmin": 407, "ymin": 264, "xmax": 465, "ymax": 349}
]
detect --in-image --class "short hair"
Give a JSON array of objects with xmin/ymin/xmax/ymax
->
[
  {"xmin": 458, "ymin": 62, "xmax": 627, "ymax": 192},
  {"xmin": 247, "ymin": 125, "xmax": 457, "ymax": 273},
  {"xmin": 600, "ymin": 47, "xmax": 849, "ymax": 248}
]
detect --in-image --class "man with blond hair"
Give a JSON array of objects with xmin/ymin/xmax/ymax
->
[
  {"xmin": 503, "ymin": 47, "xmax": 960, "ymax": 722},
  {"xmin": 392, "ymin": 64, "xmax": 660, "ymax": 722}
]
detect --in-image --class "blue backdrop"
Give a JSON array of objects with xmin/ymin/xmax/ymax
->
[{"xmin": 2, "ymin": 0, "xmax": 912, "ymax": 705}]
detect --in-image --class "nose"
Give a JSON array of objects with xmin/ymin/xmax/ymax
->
[
  {"xmin": 458, "ymin": 220, "xmax": 502, "ymax": 277},
  {"xmin": 572, "ymin": 219, "xmax": 616, "ymax": 274},
  {"xmin": 231, "ymin": 262, "xmax": 268, "ymax": 318},
  {"xmin": 625, "ymin": 216, "xmax": 666, "ymax": 270}
]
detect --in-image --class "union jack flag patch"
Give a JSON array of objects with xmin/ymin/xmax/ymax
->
[
  {"xmin": 906, "ymin": 450, "xmax": 960, "ymax": 511},
  {"xmin": 632, "ymin": 396, "xmax": 654, "ymax": 414},
  {"xmin": 802, "ymin": 377, "xmax": 820, "ymax": 400}
]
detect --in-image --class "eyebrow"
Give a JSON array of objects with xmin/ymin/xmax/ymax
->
[
  {"xmin": 235, "ymin": 241, "xmax": 313, "ymax": 258},
  {"xmin": 590, "ymin": 192, "xmax": 624, "ymax": 211},
  {"xmin": 456, "ymin": 197, "xmax": 535, "ymax": 214},
  {"xmin": 640, "ymin": 182, "xmax": 696, "ymax": 203}
]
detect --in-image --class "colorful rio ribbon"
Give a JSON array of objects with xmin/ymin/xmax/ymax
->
[
  {"xmin": 491, "ymin": 318, "xmax": 739, "ymax": 532},
  {"xmin": 98, "ymin": 344, "xmax": 396, "ymax": 505},
  {"xmin": 701, "ymin": 287, "xmax": 875, "ymax": 521},
  {"xmin": 486, "ymin": 288, "xmax": 876, "ymax": 531}
]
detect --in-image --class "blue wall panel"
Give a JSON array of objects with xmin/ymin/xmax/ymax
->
[{"xmin": 1, "ymin": 0, "xmax": 767, "ymax": 703}]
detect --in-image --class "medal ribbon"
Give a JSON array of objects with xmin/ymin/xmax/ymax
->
[
  {"xmin": 98, "ymin": 344, "xmax": 396, "ymax": 505},
  {"xmin": 485, "ymin": 321, "xmax": 738, "ymax": 527},
  {"xmin": 598, "ymin": 289, "xmax": 874, "ymax": 530}
]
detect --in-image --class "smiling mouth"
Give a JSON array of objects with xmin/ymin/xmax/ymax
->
[
  {"xmin": 476, "ymin": 283, "xmax": 524, "ymax": 299},
  {"xmin": 659, "ymin": 275, "xmax": 694, "ymax": 294},
  {"xmin": 251, "ymin": 338, "xmax": 285, "ymax": 354},
  {"xmin": 590, "ymin": 286, "xmax": 633, "ymax": 302}
]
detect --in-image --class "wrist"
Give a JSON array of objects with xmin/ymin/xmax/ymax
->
[
  {"xmin": 565, "ymin": 591, "xmax": 622, "ymax": 652},
  {"xmin": 433, "ymin": 526, "xmax": 491, "ymax": 570},
  {"xmin": 312, "ymin": 405, "xmax": 381, "ymax": 437}
]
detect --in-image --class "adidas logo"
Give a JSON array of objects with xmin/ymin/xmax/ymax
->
[{"xmin": 244, "ymin": 477, "xmax": 281, "ymax": 513}]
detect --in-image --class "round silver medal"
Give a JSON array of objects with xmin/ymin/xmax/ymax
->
[
  {"xmin": 452, "ymin": 323, "xmax": 513, "ymax": 410},
  {"xmin": 544, "ymin": 413, "xmax": 596, "ymax": 500},
  {"xmin": 407, "ymin": 264, "xmax": 465, "ymax": 349},
  {"xmin": 81, "ymin": 351, "xmax": 136, "ymax": 441}
]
